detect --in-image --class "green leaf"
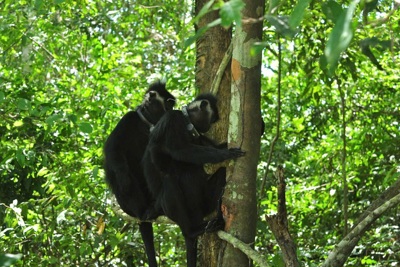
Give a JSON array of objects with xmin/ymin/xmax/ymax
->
[
  {"xmin": 250, "ymin": 42, "xmax": 266, "ymax": 56},
  {"xmin": 292, "ymin": 117, "xmax": 305, "ymax": 132},
  {"xmin": 268, "ymin": 0, "xmax": 280, "ymax": 15},
  {"xmin": 324, "ymin": 0, "xmax": 359, "ymax": 75},
  {"xmin": 46, "ymin": 114, "xmax": 63, "ymax": 126},
  {"xmin": 37, "ymin": 167, "xmax": 49, "ymax": 177},
  {"xmin": 13, "ymin": 120, "xmax": 24, "ymax": 127},
  {"xmin": 219, "ymin": 0, "xmax": 245, "ymax": 28},
  {"xmin": 0, "ymin": 253, "xmax": 22, "ymax": 267},
  {"xmin": 0, "ymin": 91, "xmax": 5, "ymax": 103},
  {"xmin": 266, "ymin": 15, "xmax": 297, "ymax": 38},
  {"xmin": 193, "ymin": 0, "xmax": 215, "ymax": 25},
  {"xmin": 16, "ymin": 149, "xmax": 25, "ymax": 167},
  {"xmin": 92, "ymin": 166, "xmax": 99, "ymax": 179},
  {"xmin": 17, "ymin": 98, "xmax": 31, "ymax": 110},
  {"xmin": 289, "ymin": 0, "xmax": 311, "ymax": 30},
  {"xmin": 184, "ymin": 19, "xmax": 221, "ymax": 48},
  {"xmin": 322, "ymin": 1, "xmax": 344, "ymax": 23},
  {"xmin": 79, "ymin": 122, "xmax": 93, "ymax": 134}
]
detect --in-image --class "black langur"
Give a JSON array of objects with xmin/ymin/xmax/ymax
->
[
  {"xmin": 142, "ymin": 93, "xmax": 245, "ymax": 267},
  {"xmin": 103, "ymin": 80, "xmax": 175, "ymax": 267}
]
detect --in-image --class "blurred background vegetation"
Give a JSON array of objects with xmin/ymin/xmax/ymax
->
[{"xmin": 0, "ymin": 0, "xmax": 399, "ymax": 266}]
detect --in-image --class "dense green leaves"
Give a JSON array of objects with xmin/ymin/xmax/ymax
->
[
  {"xmin": 1, "ymin": 0, "xmax": 399, "ymax": 266},
  {"xmin": 219, "ymin": 0, "xmax": 245, "ymax": 27},
  {"xmin": 288, "ymin": 0, "xmax": 311, "ymax": 30},
  {"xmin": 0, "ymin": 0, "xmax": 194, "ymax": 266},
  {"xmin": 324, "ymin": 0, "xmax": 360, "ymax": 74},
  {"xmin": 0, "ymin": 253, "xmax": 22, "ymax": 267}
]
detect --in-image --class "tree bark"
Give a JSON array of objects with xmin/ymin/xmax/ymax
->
[
  {"xmin": 265, "ymin": 167, "xmax": 300, "ymax": 267},
  {"xmin": 220, "ymin": 1, "xmax": 264, "ymax": 266},
  {"xmin": 194, "ymin": 1, "xmax": 232, "ymax": 267}
]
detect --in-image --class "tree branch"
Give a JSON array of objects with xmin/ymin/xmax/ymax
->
[
  {"xmin": 211, "ymin": 41, "xmax": 233, "ymax": 95},
  {"xmin": 265, "ymin": 167, "xmax": 300, "ymax": 267},
  {"xmin": 259, "ymin": 35, "xmax": 282, "ymax": 209},
  {"xmin": 217, "ymin": 231, "xmax": 268, "ymax": 267},
  {"xmin": 338, "ymin": 80, "xmax": 348, "ymax": 236},
  {"xmin": 322, "ymin": 177, "xmax": 400, "ymax": 267},
  {"xmin": 366, "ymin": 2, "xmax": 400, "ymax": 27},
  {"xmin": 109, "ymin": 195, "xmax": 174, "ymax": 224}
]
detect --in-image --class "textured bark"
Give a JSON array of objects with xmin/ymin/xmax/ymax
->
[
  {"xmin": 220, "ymin": 1, "xmax": 264, "ymax": 266},
  {"xmin": 265, "ymin": 167, "xmax": 300, "ymax": 267},
  {"xmin": 195, "ymin": 1, "xmax": 232, "ymax": 267}
]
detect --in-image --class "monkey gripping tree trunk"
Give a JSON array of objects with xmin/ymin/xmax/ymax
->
[
  {"xmin": 195, "ymin": 0, "xmax": 264, "ymax": 266},
  {"xmin": 195, "ymin": 0, "xmax": 232, "ymax": 266},
  {"xmin": 220, "ymin": 1, "xmax": 264, "ymax": 266}
]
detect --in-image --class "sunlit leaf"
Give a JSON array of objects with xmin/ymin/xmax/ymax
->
[
  {"xmin": 289, "ymin": 0, "xmax": 311, "ymax": 30},
  {"xmin": 79, "ymin": 122, "xmax": 93, "ymax": 133},
  {"xmin": 37, "ymin": 167, "xmax": 49, "ymax": 177},
  {"xmin": 219, "ymin": 0, "xmax": 245, "ymax": 27},
  {"xmin": 324, "ymin": 0, "xmax": 359, "ymax": 74},
  {"xmin": 13, "ymin": 120, "xmax": 24, "ymax": 127},
  {"xmin": 56, "ymin": 210, "xmax": 67, "ymax": 224}
]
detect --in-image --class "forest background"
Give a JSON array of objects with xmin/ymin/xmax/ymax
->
[{"xmin": 0, "ymin": 0, "xmax": 399, "ymax": 266}]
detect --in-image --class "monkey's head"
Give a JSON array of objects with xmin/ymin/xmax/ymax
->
[
  {"xmin": 186, "ymin": 93, "xmax": 219, "ymax": 133},
  {"xmin": 142, "ymin": 80, "xmax": 176, "ymax": 123}
]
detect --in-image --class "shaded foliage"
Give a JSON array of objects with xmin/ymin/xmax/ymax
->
[{"xmin": 1, "ymin": 0, "xmax": 399, "ymax": 266}]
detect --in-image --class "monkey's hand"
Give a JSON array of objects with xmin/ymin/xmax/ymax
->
[{"xmin": 228, "ymin": 148, "xmax": 245, "ymax": 158}]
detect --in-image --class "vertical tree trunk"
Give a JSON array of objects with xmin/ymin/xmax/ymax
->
[
  {"xmin": 194, "ymin": 1, "xmax": 232, "ymax": 267},
  {"xmin": 220, "ymin": 0, "xmax": 264, "ymax": 266}
]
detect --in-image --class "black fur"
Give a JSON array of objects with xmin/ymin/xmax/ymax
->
[
  {"xmin": 142, "ymin": 93, "xmax": 245, "ymax": 267},
  {"xmin": 104, "ymin": 80, "xmax": 175, "ymax": 267}
]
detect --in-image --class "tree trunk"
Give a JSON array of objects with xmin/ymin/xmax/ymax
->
[
  {"xmin": 220, "ymin": 1, "xmax": 264, "ymax": 266},
  {"xmin": 194, "ymin": 1, "xmax": 232, "ymax": 267}
]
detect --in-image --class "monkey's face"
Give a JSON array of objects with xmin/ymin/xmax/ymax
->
[
  {"xmin": 143, "ymin": 90, "xmax": 175, "ymax": 121},
  {"xmin": 187, "ymin": 99, "xmax": 217, "ymax": 133}
]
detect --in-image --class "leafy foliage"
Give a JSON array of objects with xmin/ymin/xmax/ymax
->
[
  {"xmin": 1, "ymin": 0, "xmax": 399, "ymax": 266},
  {"xmin": 1, "ymin": 0, "xmax": 194, "ymax": 266}
]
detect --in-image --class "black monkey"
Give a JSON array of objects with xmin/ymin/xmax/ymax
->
[
  {"xmin": 142, "ymin": 93, "xmax": 245, "ymax": 267},
  {"xmin": 103, "ymin": 80, "xmax": 175, "ymax": 267}
]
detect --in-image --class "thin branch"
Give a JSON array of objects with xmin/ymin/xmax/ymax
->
[
  {"xmin": 265, "ymin": 167, "xmax": 300, "ymax": 267},
  {"xmin": 366, "ymin": 2, "xmax": 400, "ymax": 27},
  {"xmin": 259, "ymin": 35, "xmax": 282, "ymax": 209},
  {"xmin": 322, "ymin": 191, "xmax": 400, "ymax": 267},
  {"xmin": 217, "ymin": 231, "xmax": 268, "ymax": 267},
  {"xmin": 28, "ymin": 37, "xmax": 56, "ymax": 60},
  {"xmin": 242, "ymin": 15, "xmax": 265, "ymax": 25},
  {"xmin": 112, "ymin": 194, "xmax": 269, "ymax": 267},
  {"xmin": 2, "ymin": 23, "xmax": 34, "ymax": 56},
  {"xmin": 211, "ymin": 41, "xmax": 233, "ymax": 95},
  {"xmin": 338, "ymin": 80, "xmax": 348, "ymax": 236},
  {"xmin": 109, "ymin": 195, "xmax": 174, "ymax": 224}
]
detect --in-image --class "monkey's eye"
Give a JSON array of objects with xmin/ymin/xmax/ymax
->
[
  {"xmin": 200, "ymin": 100, "xmax": 209, "ymax": 109},
  {"xmin": 148, "ymin": 91, "xmax": 157, "ymax": 98},
  {"xmin": 165, "ymin": 98, "xmax": 175, "ymax": 109}
]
